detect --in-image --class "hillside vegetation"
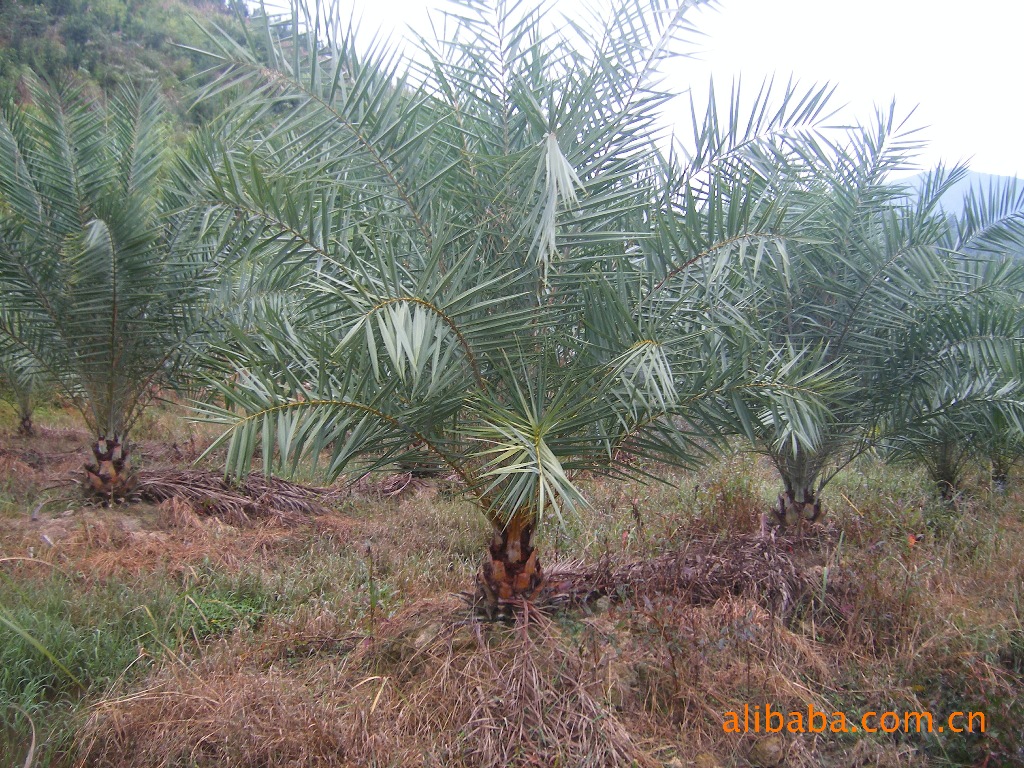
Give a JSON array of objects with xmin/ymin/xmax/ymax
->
[{"xmin": 0, "ymin": 0, "xmax": 241, "ymax": 119}]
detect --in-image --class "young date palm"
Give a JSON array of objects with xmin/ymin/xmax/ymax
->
[
  {"xmin": 709, "ymin": 114, "xmax": 1024, "ymax": 525},
  {"xmin": 0, "ymin": 342, "xmax": 47, "ymax": 436},
  {"xmin": 194, "ymin": 0, "xmax": 835, "ymax": 608},
  {"xmin": 882, "ymin": 182, "xmax": 1024, "ymax": 498},
  {"xmin": 0, "ymin": 77, "xmax": 237, "ymax": 500}
]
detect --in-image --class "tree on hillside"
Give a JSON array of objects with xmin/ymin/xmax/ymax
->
[
  {"xmin": 881, "ymin": 182, "xmax": 1024, "ymax": 498},
  {"xmin": 193, "ymin": 0, "xmax": 834, "ymax": 610},
  {"xmin": 0, "ymin": 0, "xmax": 243, "ymax": 117},
  {"xmin": 709, "ymin": 116, "xmax": 1024, "ymax": 524},
  {"xmin": 0, "ymin": 76, "xmax": 241, "ymax": 499}
]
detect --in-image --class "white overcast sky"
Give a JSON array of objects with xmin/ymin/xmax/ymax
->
[{"xmin": 330, "ymin": 0, "xmax": 1021, "ymax": 178}]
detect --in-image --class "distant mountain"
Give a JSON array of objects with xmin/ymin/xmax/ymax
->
[{"xmin": 892, "ymin": 170, "xmax": 1021, "ymax": 217}]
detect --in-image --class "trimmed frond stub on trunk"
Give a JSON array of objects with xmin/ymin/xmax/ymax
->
[
  {"xmin": 477, "ymin": 512, "xmax": 545, "ymax": 617},
  {"xmin": 84, "ymin": 436, "xmax": 135, "ymax": 504}
]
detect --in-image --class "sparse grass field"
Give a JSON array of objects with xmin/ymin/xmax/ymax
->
[{"xmin": 1, "ymin": 403, "xmax": 1022, "ymax": 767}]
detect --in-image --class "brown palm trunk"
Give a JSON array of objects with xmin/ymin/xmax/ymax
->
[
  {"xmin": 770, "ymin": 484, "xmax": 825, "ymax": 529},
  {"xmin": 17, "ymin": 413, "xmax": 33, "ymax": 437},
  {"xmin": 476, "ymin": 511, "xmax": 545, "ymax": 613},
  {"xmin": 84, "ymin": 435, "xmax": 135, "ymax": 502}
]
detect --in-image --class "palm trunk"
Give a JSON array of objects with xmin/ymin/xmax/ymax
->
[
  {"xmin": 991, "ymin": 465, "xmax": 1009, "ymax": 494},
  {"xmin": 770, "ymin": 482, "xmax": 825, "ymax": 529},
  {"xmin": 928, "ymin": 440, "xmax": 965, "ymax": 501},
  {"xmin": 769, "ymin": 452, "xmax": 826, "ymax": 531},
  {"xmin": 15, "ymin": 384, "xmax": 34, "ymax": 436},
  {"xmin": 84, "ymin": 435, "xmax": 135, "ymax": 502},
  {"xmin": 476, "ymin": 510, "xmax": 545, "ymax": 613}
]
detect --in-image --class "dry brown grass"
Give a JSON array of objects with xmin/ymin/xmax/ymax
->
[
  {"xmin": 74, "ymin": 583, "xmax": 943, "ymax": 768},
  {"xmin": 4, "ymin": 416, "xmax": 1024, "ymax": 768},
  {"xmin": 77, "ymin": 600, "xmax": 656, "ymax": 768},
  {"xmin": 3, "ymin": 500, "xmax": 349, "ymax": 586},
  {"xmin": 351, "ymin": 601, "xmax": 659, "ymax": 768},
  {"xmin": 77, "ymin": 664, "xmax": 352, "ymax": 767},
  {"xmin": 71, "ymin": 523, "xmax": 929, "ymax": 768}
]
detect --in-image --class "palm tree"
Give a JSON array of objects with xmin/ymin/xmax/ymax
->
[
  {"xmin": 0, "ymin": 76, "xmax": 240, "ymax": 499},
  {"xmin": 707, "ymin": 113, "xmax": 1024, "ymax": 524},
  {"xmin": 192, "ymin": 0, "xmax": 834, "ymax": 609},
  {"xmin": 984, "ymin": 409, "xmax": 1024, "ymax": 492},
  {"xmin": 882, "ymin": 182, "xmax": 1024, "ymax": 498},
  {"xmin": 0, "ymin": 343, "xmax": 47, "ymax": 436}
]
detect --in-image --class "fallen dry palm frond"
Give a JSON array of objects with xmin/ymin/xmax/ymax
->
[
  {"xmin": 537, "ymin": 532, "xmax": 843, "ymax": 623},
  {"xmin": 328, "ymin": 469, "xmax": 439, "ymax": 502},
  {"xmin": 133, "ymin": 469, "xmax": 332, "ymax": 525}
]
